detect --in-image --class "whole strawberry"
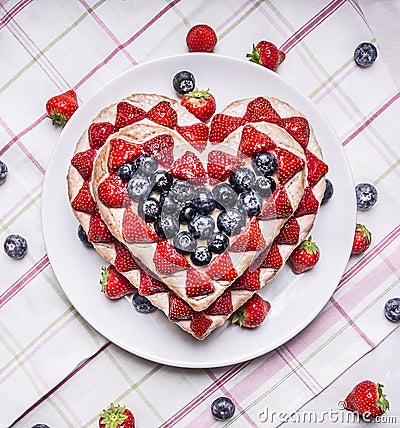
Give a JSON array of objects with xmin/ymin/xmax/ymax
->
[
  {"xmin": 46, "ymin": 90, "xmax": 78, "ymax": 126},
  {"xmin": 247, "ymin": 41, "xmax": 285, "ymax": 71},
  {"xmin": 181, "ymin": 88, "xmax": 216, "ymax": 122},
  {"xmin": 352, "ymin": 223, "xmax": 371, "ymax": 255},
  {"xmin": 231, "ymin": 294, "xmax": 271, "ymax": 328},
  {"xmin": 99, "ymin": 403, "xmax": 135, "ymax": 428},
  {"xmin": 344, "ymin": 380, "xmax": 389, "ymax": 419},
  {"xmin": 100, "ymin": 265, "xmax": 136, "ymax": 299},
  {"xmin": 289, "ymin": 236, "xmax": 320, "ymax": 274},
  {"xmin": 186, "ymin": 24, "xmax": 217, "ymax": 52}
]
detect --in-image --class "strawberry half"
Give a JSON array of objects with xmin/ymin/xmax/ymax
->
[
  {"xmin": 153, "ymin": 241, "xmax": 190, "ymax": 275},
  {"xmin": 243, "ymin": 97, "xmax": 281, "ymax": 123},
  {"xmin": 114, "ymin": 242, "xmax": 140, "ymax": 272},
  {"xmin": 142, "ymin": 134, "xmax": 175, "ymax": 168},
  {"xmin": 305, "ymin": 150, "xmax": 329, "ymax": 187},
  {"xmin": 247, "ymin": 41, "xmax": 285, "ymax": 71},
  {"xmin": 175, "ymin": 123, "xmax": 209, "ymax": 153},
  {"xmin": 237, "ymin": 125, "xmax": 276, "ymax": 158},
  {"xmin": 259, "ymin": 185, "xmax": 293, "ymax": 220},
  {"xmin": 71, "ymin": 148, "xmax": 96, "ymax": 181},
  {"xmin": 100, "ymin": 265, "xmax": 136, "ymax": 299},
  {"xmin": 181, "ymin": 88, "xmax": 216, "ymax": 122},
  {"xmin": 71, "ymin": 182, "xmax": 97, "ymax": 214},
  {"xmin": 169, "ymin": 151, "xmax": 207, "ymax": 185},
  {"xmin": 207, "ymin": 150, "xmax": 241, "ymax": 183},
  {"xmin": 275, "ymin": 147, "xmax": 305, "ymax": 184},
  {"xmin": 204, "ymin": 291, "xmax": 233, "ymax": 315},
  {"xmin": 147, "ymin": 101, "xmax": 177, "ymax": 129},
  {"xmin": 351, "ymin": 223, "xmax": 371, "ymax": 255},
  {"xmin": 231, "ymin": 294, "xmax": 271, "ymax": 328},
  {"xmin": 88, "ymin": 122, "xmax": 115, "ymax": 150},
  {"xmin": 88, "ymin": 213, "xmax": 115, "ymax": 243},
  {"xmin": 190, "ymin": 313, "xmax": 212, "ymax": 338},
  {"xmin": 186, "ymin": 269, "xmax": 215, "ymax": 297},
  {"xmin": 122, "ymin": 207, "xmax": 159, "ymax": 244},
  {"xmin": 108, "ymin": 138, "xmax": 142, "ymax": 171},
  {"xmin": 229, "ymin": 217, "xmax": 266, "ymax": 252},
  {"xmin": 46, "ymin": 90, "xmax": 78, "ymax": 126},
  {"xmin": 138, "ymin": 270, "xmax": 169, "ymax": 295},
  {"xmin": 279, "ymin": 117, "xmax": 310, "ymax": 149},
  {"xmin": 289, "ymin": 236, "xmax": 320, "ymax": 274},
  {"xmin": 97, "ymin": 173, "xmax": 129, "ymax": 208},
  {"xmin": 209, "ymin": 114, "xmax": 245, "ymax": 144},
  {"xmin": 168, "ymin": 293, "xmax": 193, "ymax": 321},
  {"xmin": 114, "ymin": 101, "xmax": 146, "ymax": 131},
  {"xmin": 99, "ymin": 403, "xmax": 135, "ymax": 428},
  {"xmin": 294, "ymin": 187, "xmax": 319, "ymax": 217},
  {"xmin": 276, "ymin": 217, "xmax": 300, "ymax": 245},
  {"xmin": 261, "ymin": 242, "xmax": 283, "ymax": 269},
  {"xmin": 231, "ymin": 268, "xmax": 261, "ymax": 291},
  {"xmin": 206, "ymin": 252, "xmax": 238, "ymax": 282}
]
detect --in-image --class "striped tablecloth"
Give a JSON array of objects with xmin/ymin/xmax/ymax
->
[{"xmin": 1, "ymin": 1, "xmax": 399, "ymax": 427}]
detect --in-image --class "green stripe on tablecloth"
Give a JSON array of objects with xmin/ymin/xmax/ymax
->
[
  {"xmin": 0, "ymin": 193, "xmax": 41, "ymax": 233},
  {"xmin": 168, "ymin": 0, "xmax": 191, "ymax": 28}
]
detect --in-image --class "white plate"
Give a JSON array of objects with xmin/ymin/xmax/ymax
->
[{"xmin": 42, "ymin": 53, "xmax": 356, "ymax": 368}]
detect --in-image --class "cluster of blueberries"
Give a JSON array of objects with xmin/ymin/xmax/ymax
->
[{"xmin": 118, "ymin": 151, "xmax": 278, "ymax": 266}]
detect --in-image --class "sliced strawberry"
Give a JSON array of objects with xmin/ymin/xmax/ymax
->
[
  {"xmin": 147, "ymin": 101, "xmax": 177, "ymax": 129},
  {"xmin": 186, "ymin": 269, "xmax": 215, "ymax": 297},
  {"xmin": 276, "ymin": 217, "xmax": 300, "ymax": 245},
  {"xmin": 190, "ymin": 313, "xmax": 212, "ymax": 338},
  {"xmin": 87, "ymin": 213, "xmax": 115, "ymax": 243},
  {"xmin": 305, "ymin": 150, "xmax": 328, "ymax": 187},
  {"xmin": 114, "ymin": 101, "xmax": 146, "ymax": 131},
  {"xmin": 170, "ymin": 151, "xmax": 207, "ymax": 185},
  {"xmin": 204, "ymin": 291, "xmax": 233, "ymax": 315},
  {"xmin": 122, "ymin": 207, "xmax": 159, "ymax": 244},
  {"xmin": 139, "ymin": 270, "xmax": 169, "ymax": 295},
  {"xmin": 108, "ymin": 138, "xmax": 142, "ymax": 171},
  {"xmin": 142, "ymin": 134, "xmax": 174, "ymax": 168},
  {"xmin": 261, "ymin": 242, "xmax": 283, "ymax": 269},
  {"xmin": 237, "ymin": 125, "xmax": 275, "ymax": 158},
  {"xmin": 294, "ymin": 187, "xmax": 319, "ymax": 217},
  {"xmin": 97, "ymin": 173, "xmax": 129, "ymax": 208},
  {"xmin": 231, "ymin": 268, "xmax": 261, "ymax": 291},
  {"xmin": 168, "ymin": 293, "xmax": 193, "ymax": 321},
  {"xmin": 153, "ymin": 241, "xmax": 190, "ymax": 275},
  {"xmin": 229, "ymin": 217, "xmax": 266, "ymax": 252},
  {"xmin": 100, "ymin": 265, "xmax": 136, "ymax": 299},
  {"xmin": 207, "ymin": 150, "xmax": 241, "ymax": 183},
  {"xmin": 71, "ymin": 182, "xmax": 97, "ymax": 214},
  {"xmin": 175, "ymin": 123, "xmax": 209, "ymax": 152},
  {"xmin": 209, "ymin": 114, "xmax": 245, "ymax": 144},
  {"xmin": 259, "ymin": 185, "xmax": 293, "ymax": 219},
  {"xmin": 88, "ymin": 122, "xmax": 115, "ymax": 150},
  {"xmin": 206, "ymin": 252, "xmax": 238, "ymax": 282},
  {"xmin": 279, "ymin": 117, "xmax": 310, "ymax": 149},
  {"xmin": 243, "ymin": 97, "xmax": 281, "ymax": 123},
  {"xmin": 71, "ymin": 149, "xmax": 97, "ymax": 181},
  {"xmin": 275, "ymin": 147, "xmax": 305, "ymax": 184},
  {"xmin": 114, "ymin": 242, "xmax": 140, "ymax": 272}
]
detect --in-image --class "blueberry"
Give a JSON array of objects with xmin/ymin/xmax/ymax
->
[
  {"xmin": 154, "ymin": 214, "xmax": 180, "ymax": 239},
  {"xmin": 136, "ymin": 154, "xmax": 158, "ymax": 177},
  {"xmin": 117, "ymin": 162, "xmax": 136, "ymax": 181},
  {"xmin": 138, "ymin": 197, "xmax": 160, "ymax": 222},
  {"xmin": 191, "ymin": 246, "xmax": 212, "ymax": 266},
  {"xmin": 173, "ymin": 71, "xmax": 196, "ymax": 96},
  {"xmin": 127, "ymin": 174, "xmax": 151, "ymax": 201},
  {"xmin": 252, "ymin": 176, "xmax": 276, "ymax": 197},
  {"xmin": 211, "ymin": 397, "xmax": 235, "ymax": 421},
  {"xmin": 252, "ymin": 152, "xmax": 278, "ymax": 176},
  {"xmin": 173, "ymin": 231, "xmax": 197, "ymax": 254},
  {"xmin": 179, "ymin": 202, "xmax": 197, "ymax": 224},
  {"xmin": 212, "ymin": 183, "xmax": 237, "ymax": 210},
  {"xmin": 191, "ymin": 188, "xmax": 216, "ymax": 215},
  {"xmin": 217, "ymin": 209, "xmax": 245, "ymax": 236},
  {"xmin": 132, "ymin": 293, "xmax": 156, "ymax": 313},
  {"xmin": 237, "ymin": 191, "xmax": 262, "ymax": 216},
  {"xmin": 322, "ymin": 178, "xmax": 334, "ymax": 203},
  {"xmin": 77, "ymin": 225, "xmax": 93, "ymax": 248},
  {"xmin": 188, "ymin": 214, "xmax": 215, "ymax": 240},
  {"xmin": 169, "ymin": 179, "xmax": 195, "ymax": 202},
  {"xmin": 355, "ymin": 183, "xmax": 378, "ymax": 210},
  {"xmin": 229, "ymin": 167, "xmax": 256, "ymax": 193},
  {"xmin": 208, "ymin": 232, "xmax": 229, "ymax": 254},
  {"xmin": 151, "ymin": 170, "xmax": 173, "ymax": 193},
  {"xmin": 4, "ymin": 234, "xmax": 28, "ymax": 259},
  {"xmin": 160, "ymin": 193, "xmax": 181, "ymax": 215},
  {"xmin": 0, "ymin": 160, "xmax": 8, "ymax": 185},
  {"xmin": 384, "ymin": 298, "xmax": 400, "ymax": 322},
  {"xmin": 354, "ymin": 42, "xmax": 377, "ymax": 67},
  {"xmin": 31, "ymin": 425, "xmax": 50, "ymax": 428}
]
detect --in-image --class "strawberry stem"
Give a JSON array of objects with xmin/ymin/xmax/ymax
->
[
  {"xmin": 376, "ymin": 383, "xmax": 389, "ymax": 413},
  {"xmin": 356, "ymin": 223, "xmax": 371, "ymax": 242},
  {"xmin": 99, "ymin": 403, "xmax": 128, "ymax": 428},
  {"xmin": 100, "ymin": 266, "xmax": 109, "ymax": 293},
  {"xmin": 48, "ymin": 110, "xmax": 68, "ymax": 127},
  {"xmin": 231, "ymin": 307, "xmax": 246, "ymax": 326},
  {"xmin": 298, "ymin": 236, "xmax": 319, "ymax": 254},
  {"xmin": 246, "ymin": 45, "xmax": 262, "ymax": 64},
  {"xmin": 185, "ymin": 88, "xmax": 210, "ymax": 100}
]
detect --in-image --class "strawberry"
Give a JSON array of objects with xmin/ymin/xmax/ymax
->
[
  {"xmin": 259, "ymin": 185, "xmax": 293, "ymax": 219},
  {"xmin": 294, "ymin": 187, "xmax": 319, "ymax": 217},
  {"xmin": 168, "ymin": 293, "xmax": 193, "ymax": 321},
  {"xmin": 289, "ymin": 236, "xmax": 320, "ymax": 274},
  {"xmin": 305, "ymin": 150, "xmax": 328, "ymax": 187},
  {"xmin": 114, "ymin": 101, "xmax": 146, "ymax": 131},
  {"xmin": 100, "ymin": 265, "xmax": 136, "ymax": 299},
  {"xmin": 153, "ymin": 241, "xmax": 190, "ymax": 275},
  {"xmin": 138, "ymin": 270, "xmax": 169, "ymax": 295},
  {"xmin": 205, "ymin": 291, "xmax": 233, "ymax": 315},
  {"xmin": 46, "ymin": 89, "xmax": 78, "ymax": 126},
  {"xmin": 114, "ymin": 242, "xmax": 140, "ymax": 272},
  {"xmin": 190, "ymin": 313, "xmax": 212, "ymax": 338},
  {"xmin": 122, "ymin": 207, "xmax": 159, "ymax": 244},
  {"xmin": 276, "ymin": 217, "xmax": 300, "ymax": 245},
  {"xmin": 175, "ymin": 123, "xmax": 209, "ymax": 152},
  {"xmin": 71, "ymin": 149, "xmax": 96, "ymax": 181},
  {"xmin": 231, "ymin": 268, "xmax": 261, "ymax": 291},
  {"xmin": 351, "ymin": 223, "xmax": 371, "ymax": 255},
  {"xmin": 206, "ymin": 252, "xmax": 238, "ymax": 282},
  {"xmin": 186, "ymin": 269, "xmax": 215, "ymax": 297},
  {"xmin": 142, "ymin": 134, "xmax": 175, "ymax": 168},
  {"xmin": 279, "ymin": 117, "xmax": 310, "ymax": 149},
  {"xmin": 231, "ymin": 294, "xmax": 271, "ymax": 328},
  {"xmin": 229, "ymin": 217, "xmax": 266, "ymax": 252},
  {"xmin": 243, "ymin": 97, "xmax": 281, "ymax": 123},
  {"xmin": 88, "ymin": 122, "xmax": 115, "ymax": 150},
  {"xmin": 207, "ymin": 150, "xmax": 241, "ymax": 183},
  {"xmin": 275, "ymin": 147, "xmax": 305, "ymax": 184},
  {"xmin": 181, "ymin": 88, "xmax": 216, "ymax": 122},
  {"xmin": 108, "ymin": 138, "xmax": 142, "ymax": 171},
  {"xmin": 97, "ymin": 173, "xmax": 129, "ymax": 208},
  {"xmin": 247, "ymin": 41, "xmax": 285, "ymax": 71},
  {"xmin": 88, "ymin": 213, "xmax": 115, "ymax": 243},
  {"xmin": 71, "ymin": 182, "xmax": 97, "ymax": 214},
  {"xmin": 186, "ymin": 24, "xmax": 217, "ymax": 52},
  {"xmin": 99, "ymin": 403, "xmax": 135, "ymax": 428},
  {"xmin": 237, "ymin": 125, "xmax": 276, "ymax": 158},
  {"xmin": 169, "ymin": 151, "xmax": 207, "ymax": 185},
  {"xmin": 147, "ymin": 101, "xmax": 177, "ymax": 129},
  {"xmin": 209, "ymin": 114, "xmax": 246, "ymax": 144},
  {"xmin": 344, "ymin": 380, "xmax": 389, "ymax": 418},
  {"xmin": 261, "ymin": 242, "xmax": 283, "ymax": 269}
]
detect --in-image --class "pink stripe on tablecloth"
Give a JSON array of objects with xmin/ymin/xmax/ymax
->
[
  {"xmin": 280, "ymin": 0, "xmax": 346, "ymax": 52},
  {"xmin": 258, "ymin": 3, "xmax": 289, "ymax": 39},
  {"xmin": 342, "ymin": 91, "xmax": 400, "ymax": 146},
  {"xmin": 0, "ymin": 255, "xmax": 49, "ymax": 307},
  {"xmin": 0, "ymin": 0, "xmax": 33, "ymax": 29},
  {"xmin": 348, "ymin": 0, "xmax": 367, "ymax": 23},
  {"xmin": 215, "ymin": 0, "xmax": 254, "ymax": 32}
]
